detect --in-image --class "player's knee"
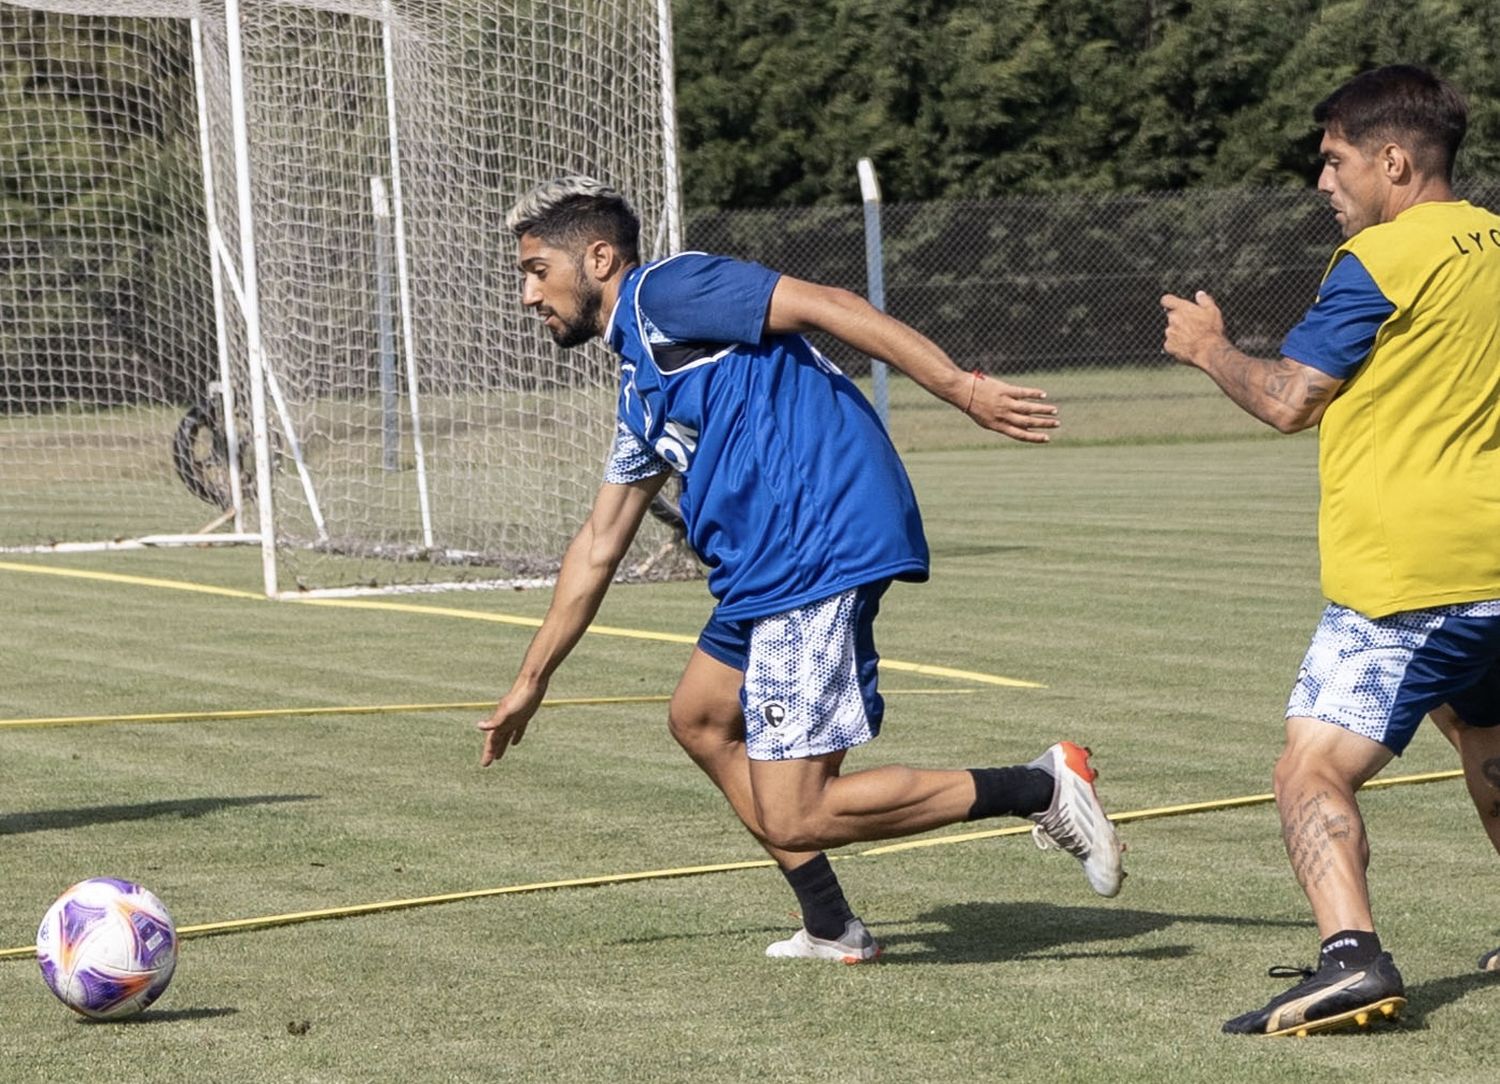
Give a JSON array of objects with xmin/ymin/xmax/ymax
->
[
  {"xmin": 1270, "ymin": 747, "xmax": 1303, "ymax": 802},
  {"xmin": 1271, "ymin": 744, "xmax": 1341, "ymax": 806},
  {"xmin": 667, "ymin": 702, "xmax": 740, "ymax": 760},
  {"xmin": 753, "ymin": 801, "xmax": 803, "ymax": 850},
  {"xmin": 760, "ymin": 822, "xmax": 823, "ymax": 852},
  {"xmin": 1274, "ymin": 723, "xmax": 1346, "ymax": 797},
  {"xmin": 666, "ymin": 705, "xmax": 699, "ymax": 750},
  {"xmin": 755, "ymin": 802, "xmax": 828, "ymax": 852}
]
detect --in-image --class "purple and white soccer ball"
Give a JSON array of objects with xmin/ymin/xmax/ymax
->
[{"xmin": 35, "ymin": 877, "xmax": 178, "ymax": 1020}]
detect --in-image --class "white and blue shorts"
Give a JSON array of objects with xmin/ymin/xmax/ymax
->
[
  {"xmin": 1287, "ymin": 599, "xmax": 1500, "ymax": 754},
  {"xmin": 697, "ymin": 582, "xmax": 888, "ymax": 762}
]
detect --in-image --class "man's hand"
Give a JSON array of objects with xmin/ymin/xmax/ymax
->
[
  {"xmin": 478, "ymin": 679, "xmax": 547, "ymax": 767},
  {"xmin": 1161, "ymin": 290, "xmax": 1230, "ymax": 368},
  {"xmin": 1159, "ymin": 289, "xmax": 1342, "ymax": 433},
  {"xmin": 964, "ymin": 375, "xmax": 1059, "ymax": 443}
]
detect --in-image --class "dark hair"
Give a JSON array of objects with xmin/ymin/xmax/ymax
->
[
  {"xmin": 1314, "ymin": 64, "xmax": 1467, "ymax": 179},
  {"xmin": 505, "ymin": 176, "xmax": 641, "ymax": 264}
]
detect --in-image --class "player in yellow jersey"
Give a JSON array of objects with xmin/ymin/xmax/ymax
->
[{"xmin": 1162, "ymin": 65, "xmax": 1500, "ymax": 1036}]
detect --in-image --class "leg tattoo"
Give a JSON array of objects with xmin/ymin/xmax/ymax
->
[
  {"xmin": 1283, "ymin": 790, "xmax": 1355, "ymax": 893},
  {"xmin": 1480, "ymin": 757, "xmax": 1500, "ymax": 820}
]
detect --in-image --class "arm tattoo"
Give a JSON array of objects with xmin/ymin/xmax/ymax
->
[{"xmin": 1202, "ymin": 344, "xmax": 1336, "ymax": 431}]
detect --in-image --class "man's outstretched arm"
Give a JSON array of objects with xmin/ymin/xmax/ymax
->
[
  {"xmin": 765, "ymin": 275, "xmax": 1059, "ymax": 443},
  {"xmin": 478, "ymin": 472, "xmax": 669, "ymax": 766},
  {"xmin": 1162, "ymin": 290, "xmax": 1343, "ymax": 433}
]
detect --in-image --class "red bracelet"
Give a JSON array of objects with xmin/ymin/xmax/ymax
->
[{"xmin": 964, "ymin": 369, "xmax": 986, "ymax": 412}]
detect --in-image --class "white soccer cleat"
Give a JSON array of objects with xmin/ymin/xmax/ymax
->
[
  {"xmin": 1027, "ymin": 741, "xmax": 1125, "ymax": 898},
  {"xmin": 765, "ymin": 918, "xmax": 881, "ymax": 964}
]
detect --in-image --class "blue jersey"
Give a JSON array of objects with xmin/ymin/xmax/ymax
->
[{"xmin": 603, "ymin": 252, "xmax": 929, "ymax": 620}]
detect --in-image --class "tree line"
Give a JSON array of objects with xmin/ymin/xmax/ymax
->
[
  {"xmin": 4, "ymin": 1, "xmax": 1499, "ymax": 411},
  {"xmin": 674, "ymin": 0, "xmax": 1500, "ymax": 208}
]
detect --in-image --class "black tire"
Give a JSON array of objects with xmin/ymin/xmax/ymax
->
[{"xmin": 171, "ymin": 401, "xmax": 242, "ymax": 510}]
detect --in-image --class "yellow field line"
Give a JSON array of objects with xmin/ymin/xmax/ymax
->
[
  {"xmin": 0, "ymin": 688, "xmax": 975, "ymax": 730},
  {"xmin": 0, "ymin": 560, "xmax": 1045, "ymax": 688},
  {"xmin": 880, "ymin": 659, "xmax": 1041, "ymax": 688},
  {"xmin": 858, "ymin": 768, "xmax": 1464, "ymax": 855},
  {"xmin": 290, "ymin": 596, "xmax": 696, "ymax": 645},
  {"xmin": 0, "ymin": 560, "xmax": 261, "ymax": 599},
  {"xmin": 0, "ymin": 768, "xmax": 1463, "ymax": 960},
  {"xmin": 0, "ymin": 861, "xmax": 781, "ymax": 960}
]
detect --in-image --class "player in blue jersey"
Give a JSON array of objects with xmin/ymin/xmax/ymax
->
[{"xmin": 480, "ymin": 176, "xmax": 1125, "ymax": 961}]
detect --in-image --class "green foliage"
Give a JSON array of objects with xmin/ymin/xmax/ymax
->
[
  {"xmin": 673, "ymin": 0, "xmax": 1500, "ymax": 206},
  {"xmin": 1, "ymin": 13, "xmax": 213, "ymax": 410}
]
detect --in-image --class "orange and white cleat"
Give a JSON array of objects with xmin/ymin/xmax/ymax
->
[
  {"xmin": 1026, "ymin": 741, "xmax": 1125, "ymax": 898},
  {"xmin": 765, "ymin": 918, "xmax": 881, "ymax": 964}
]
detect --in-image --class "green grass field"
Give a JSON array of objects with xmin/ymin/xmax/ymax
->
[
  {"xmin": 2, "ymin": 418, "xmax": 1497, "ymax": 1081},
  {"xmin": 0, "ymin": 363, "xmax": 1266, "ymax": 588}
]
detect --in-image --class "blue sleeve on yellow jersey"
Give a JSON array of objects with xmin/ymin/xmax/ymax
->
[
  {"xmin": 1280, "ymin": 253, "xmax": 1396, "ymax": 379},
  {"xmin": 636, "ymin": 254, "xmax": 780, "ymax": 344}
]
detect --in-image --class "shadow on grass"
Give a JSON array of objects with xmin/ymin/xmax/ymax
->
[
  {"xmin": 1397, "ymin": 970, "xmax": 1499, "ymax": 1030},
  {"xmin": 615, "ymin": 902, "xmax": 1309, "ymax": 964},
  {"xmin": 80, "ymin": 1006, "xmax": 238, "ymax": 1025},
  {"xmin": 876, "ymin": 900, "xmax": 1310, "ymax": 965},
  {"xmin": 0, "ymin": 795, "xmax": 320, "ymax": 835}
]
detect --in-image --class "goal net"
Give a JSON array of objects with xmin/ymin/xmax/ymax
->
[{"xmin": 0, "ymin": 0, "xmax": 688, "ymax": 596}]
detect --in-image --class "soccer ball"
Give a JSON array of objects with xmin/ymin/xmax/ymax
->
[{"xmin": 35, "ymin": 878, "xmax": 178, "ymax": 1020}]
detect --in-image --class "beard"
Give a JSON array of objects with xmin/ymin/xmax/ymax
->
[{"xmin": 547, "ymin": 272, "xmax": 604, "ymax": 349}]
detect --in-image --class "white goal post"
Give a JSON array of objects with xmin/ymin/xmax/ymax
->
[{"xmin": 0, "ymin": 0, "xmax": 687, "ymax": 597}]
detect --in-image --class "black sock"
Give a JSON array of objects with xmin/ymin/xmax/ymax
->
[
  {"xmin": 782, "ymin": 853, "xmax": 854, "ymax": 941},
  {"xmin": 1320, "ymin": 929, "xmax": 1382, "ymax": 970},
  {"xmin": 966, "ymin": 766, "xmax": 1053, "ymax": 821}
]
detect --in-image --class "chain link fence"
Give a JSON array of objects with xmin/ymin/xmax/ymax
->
[{"xmin": 687, "ymin": 183, "xmax": 1500, "ymax": 447}]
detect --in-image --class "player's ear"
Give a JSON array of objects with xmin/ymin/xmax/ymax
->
[
  {"xmin": 582, "ymin": 238, "xmax": 621, "ymax": 282},
  {"xmin": 1381, "ymin": 142, "xmax": 1411, "ymax": 183}
]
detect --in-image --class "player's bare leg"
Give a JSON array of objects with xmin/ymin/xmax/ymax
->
[
  {"xmin": 746, "ymin": 753, "xmax": 976, "ymax": 851},
  {"xmin": 1429, "ymin": 705, "xmax": 1500, "ymax": 972},
  {"xmin": 1222, "ymin": 715, "xmax": 1406, "ymax": 1036},
  {"xmin": 1274, "ymin": 717, "xmax": 1393, "ymax": 936},
  {"xmin": 744, "ymin": 740, "xmax": 1123, "ymax": 899},
  {"xmin": 669, "ymin": 649, "xmax": 877, "ymax": 960},
  {"xmin": 1428, "ymin": 704, "xmax": 1500, "ymax": 854},
  {"xmin": 668, "ymin": 648, "xmax": 817, "ymax": 866}
]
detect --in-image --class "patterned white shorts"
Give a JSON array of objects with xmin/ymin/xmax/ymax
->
[
  {"xmin": 698, "ymin": 583, "xmax": 887, "ymax": 762},
  {"xmin": 1287, "ymin": 599, "xmax": 1500, "ymax": 753}
]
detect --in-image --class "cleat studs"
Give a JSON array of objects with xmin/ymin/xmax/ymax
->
[
  {"xmin": 1380, "ymin": 1002, "xmax": 1397, "ymax": 1018},
  {"xmin": 1355, "ymin": 1011, "xmax": 1369, "ymax": 1026}
]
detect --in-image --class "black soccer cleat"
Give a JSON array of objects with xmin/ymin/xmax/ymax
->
[
  {"xmin": 1480, "ymin": 947, "xmax": 1500, "ymax": 973},
  {"xmin": 1222, "ymin": 953, "xmax": 1406, "ymax": 1037}
]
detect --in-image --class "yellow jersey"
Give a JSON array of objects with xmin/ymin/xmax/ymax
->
[{"xmin": 1313, "ymin": 200, "xmax": 1500, "ymax": 616}]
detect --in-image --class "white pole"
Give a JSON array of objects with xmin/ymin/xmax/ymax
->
[
  {"xmin": 223, "ymin": 0, "xmax": 279, "ymax": 597},
  {"xmin": 207, "ymin": 208, "xmax": 328, "ymax": 541},
  {"xmin": 857, "ymin": 158, "xmax": 890, "ymax": 429},
  {"xmin": 189, "ymin": 18, "xmax": 246, "ymax": 533},
  {"xmin": 260, "ymin": 367, "xmax": 329, "ymax": 542},
  {"xmin": 371, "ymin": 176, "xmax": 400, "ymax": 472},
  {"xmin": 655, "ymin": 0, "xmax": 683, "ymax": 252},
  {"xmin": 381, "ymin": 0, "xmax": 434, "ymax": 548}
]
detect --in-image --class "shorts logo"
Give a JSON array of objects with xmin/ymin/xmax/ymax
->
[{"xmin": 761, "ymin": 702, "xmax": 787, "ymax": 729}]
